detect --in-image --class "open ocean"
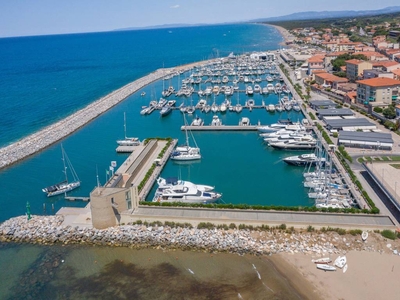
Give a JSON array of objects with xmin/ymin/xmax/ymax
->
[{"xmin": 0, "ymin": 23, "xmax": 310, "ymax": 299}]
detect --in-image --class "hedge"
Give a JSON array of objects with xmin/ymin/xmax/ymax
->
[
  {"xmin": 137, "ymin": 137, "xmax": 173, "ymax": 192},
  {"xmin": 139, "ymin": 201, "xmax": 379, "ymax": 214}
]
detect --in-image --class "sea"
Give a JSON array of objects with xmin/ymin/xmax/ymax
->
[{"xmin": 0, "ymin": 24, "xmax": 311, "ymax": 299}]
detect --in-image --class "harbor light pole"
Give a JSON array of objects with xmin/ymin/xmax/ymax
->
[{"xmin": 26, "ymin": 202, "xmax": 31, "ymax": 220}]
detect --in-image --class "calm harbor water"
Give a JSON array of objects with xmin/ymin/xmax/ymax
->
[
  {"xmin": 0, "ymin": 23, "xmax": 313, "ymax": 223},
  {"xmin": 0, "ymin": 23, "xmax": 312, "ymax": 298}
]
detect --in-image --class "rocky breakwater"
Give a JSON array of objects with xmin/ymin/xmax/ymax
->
[
  {"xmin": 3, "ymin": 215, "xmax": 399, "ymax": 256},
  {"xmin": 0, "ymin": 67, "xmax": 177, "ymax": 169}
]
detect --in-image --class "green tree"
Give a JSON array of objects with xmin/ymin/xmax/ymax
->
[
  {"xmin": 383, "ymin": 106, "xmax": 396, "ymax": 119},
  {"xmin": 306, "ymin": 85, "xmax": 311, "ymax": 99},
  {"xmin": 331, "ymin": 54, "xmax": 368, "ymax": 72}
]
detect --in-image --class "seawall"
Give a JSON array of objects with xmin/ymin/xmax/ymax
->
[
  {"xmin": 0, "ymin": 215, "xmax": 393, "ymax": 256},
  {"xmin": 0, "ymin": 60, "xmax": 214, "ymax": 170}
]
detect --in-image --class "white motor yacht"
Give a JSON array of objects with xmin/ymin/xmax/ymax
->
[
  {"xmin": 153, "ymin": 178, "xmax": 222, "ymax": 203},
  {"xmin": 211, "ymin": 115, "xmax": 222, "ymax": 126},
  {"xmin": 283, "ymin": 153, "xmax": 326, "ymax": 166}
]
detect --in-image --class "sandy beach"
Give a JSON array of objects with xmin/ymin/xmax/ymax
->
[
  {"xmin": 267, "ymin": 24, "xmax": 295, "ymax": 46},
  {"xmin": 274, "ymin": 234, "xmax": 400, "ymax": 300}
]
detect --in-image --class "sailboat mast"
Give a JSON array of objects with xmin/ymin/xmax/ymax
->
[
  {"xmin": 183, "ymin": 113, "xmax": 189, "ymax": 147},
  {"xmin": 61, "ymin": 145, "xmax": 68, "ymax": 183},
  {"xmin": 123, "ymin": 112, "xmax": 127, "ymax": 139}
]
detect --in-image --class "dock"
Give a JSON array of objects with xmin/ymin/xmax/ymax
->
[
  {"xmin": 181, "ymin": 125, "xmax": 258, "ymax": 131},
  {"xmin": 65, "ymin": 196, "xmax": 90, "ymax": 202},
  {"xmin": 116, "ymin": 145, "xmax": 138, "ymax": 153}
]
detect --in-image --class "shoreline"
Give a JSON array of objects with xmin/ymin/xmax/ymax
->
[
  {"xmin": 0, "ymin": 60, "xmax": 214, "ymax": 170},
  {"xmin": 1, "ymin": 214, "xmax": 399, "ymax": 299},
  {"xmin": 280, "ymin": 251, "xmax": 400, "ymax": 300},
  {"xmin": 265, "ymin": 23, "xmax": 295, "ymax": 47}
]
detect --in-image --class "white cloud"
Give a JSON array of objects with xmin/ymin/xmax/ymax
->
[{"xmin": 170, "ymin": 5, "xmax": 180, "ymax": 9}]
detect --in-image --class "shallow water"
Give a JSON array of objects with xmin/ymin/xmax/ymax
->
[{"xmin": 0, "ymin": 242, "xmax": 306, "ymax": 300}]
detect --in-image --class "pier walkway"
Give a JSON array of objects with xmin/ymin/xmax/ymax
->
[{"xmin": 122, "ymin": 206, "xmax": 395, "ymax": 230}]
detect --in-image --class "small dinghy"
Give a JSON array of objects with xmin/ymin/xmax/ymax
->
[
  {"xmin": 361, "ymin": 231, "xmax": 368, "ymax": 241},
  {"xmin": 343, "ymin": 264, "xmax": 348, "ymax": 273},
  {"xmin": 316, "ymin": 264, "xmax": 336, "ymax": 271},
  {"xmin": 312, "ymin": 257, "xmax": 332, "ymax": 264},
  {"xmin": 334, "ymin": 256, "xmax": 347, "ymax": 269}
]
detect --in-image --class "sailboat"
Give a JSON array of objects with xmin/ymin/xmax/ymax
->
[
  {"xmin": 116, "ymin": 112, "xmax": 140, "ymax": 146},
  {"xmin": 171, "ymin": 114, "xmax": 201, "ymax": 161},
  {"xmin": 42, "ymin": 145, "xmax": 80, "ymax": 197},
  {"xmin": 235, "ymin": 91, "xmax": 242, "ymax": 113}
]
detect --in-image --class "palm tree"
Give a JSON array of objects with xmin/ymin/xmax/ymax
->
[{"xmin": 305, "ymin": 85, "xmax": 311, "ymax": 100}]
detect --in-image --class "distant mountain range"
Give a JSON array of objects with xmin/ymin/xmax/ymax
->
[
  {"xmin": 116, "ymin": 6, "xmax": 400, "ymax": 31},
  {"xmin": 250, "ymin": 6, "xmax": 400, "ymax": 23}
]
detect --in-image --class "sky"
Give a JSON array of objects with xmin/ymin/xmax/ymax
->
[{"xmin": 0, "ymin": 0, "xmax": 399, "ymax": 37}]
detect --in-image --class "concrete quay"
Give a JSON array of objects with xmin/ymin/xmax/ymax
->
[
  {"xmin": 121, "ymin": 206, "xmax": 395, "ymax": 230},
  {"xmin": 0, "ymin": 60, "xmax": 214, "ymax": 170}
]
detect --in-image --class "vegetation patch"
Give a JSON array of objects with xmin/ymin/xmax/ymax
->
[
  {"xmin": 389, "ymin": 164, "xmax": 400, "ymax": 169},
  {"xmin": 381, "ymin": 230, "xmax": 398, "ymax": 240},
  {"xmin": 138, "ymin": 138, "xmax": 172, "ymax": 192},
  {"xmin": 139, "ymin": 201, "xmax": 379, "ymax": 214}
]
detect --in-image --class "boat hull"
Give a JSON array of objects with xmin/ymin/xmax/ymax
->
[
  {"xmin": 270, "ymin": 143, "xmax": 316, "ymax": 150},
  {"xmin": 170, "ymin": 153, "xmax": 201, "ymax": 161},
  {"xmin": 44, "ymin": 181, "xmax": 80, "ymax": 197}
]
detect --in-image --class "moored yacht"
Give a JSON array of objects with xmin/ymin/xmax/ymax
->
[
  {"xmin": 153, "ymin": 178, "xmax": 222, "ymax": 203},
  {"xmin": 246, "ymin": 85, "xmax": 254, "ymax": 95},
  {"xmin": 283, "ymin": 153, "xmax": 326, "ymax": 166},
  {"xmin": 211, "ymin": 115, "xmax": 222, "ymax": 126},
  {"xmin": 269, "ymin": 138, "xmax": 317, "ymax": 150}
]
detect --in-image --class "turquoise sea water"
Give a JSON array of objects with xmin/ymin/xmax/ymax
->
[
  {"xmin": 0, "ymin": 23, "xmax": 314, "ymax": 223},
  {"xmin": 0, "ymin": 23, "xmax": 315, "ymax": 299}
]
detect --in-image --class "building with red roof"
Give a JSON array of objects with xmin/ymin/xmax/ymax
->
[
  {"xmin": 356, "ymin": 77, "xmax": 400, "ymax": 105},
  {"xmin": 346, "ymin": 59, "xmax": 373, "ymax": 81}
]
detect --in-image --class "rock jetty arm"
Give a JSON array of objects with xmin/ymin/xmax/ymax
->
[
  {"xmin": 0, "ymin": 60, "xmax": 213, "ymax": 170},
  {"xmin": 0, "ymin": 215, "xmax": 392, "ymax": 256}
]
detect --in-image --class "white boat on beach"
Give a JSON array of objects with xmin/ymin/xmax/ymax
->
[
  {"xmin": 334, "ymin": 256, "xmax": 347, "ymax": 269},
  {"xmin": 42, "ymin": 145, "xmax": 80, "ymax": 197},
  {"xmin": 316, "ymin": 264, "xmax": 336, "ymax": 272},
  {"xmin": 362, "ymin": 231, "xmax": 368, "ymax": 241},
  {"xmin": 312, "ymin": 257, "xmax": 332, "ymax": 264}
]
